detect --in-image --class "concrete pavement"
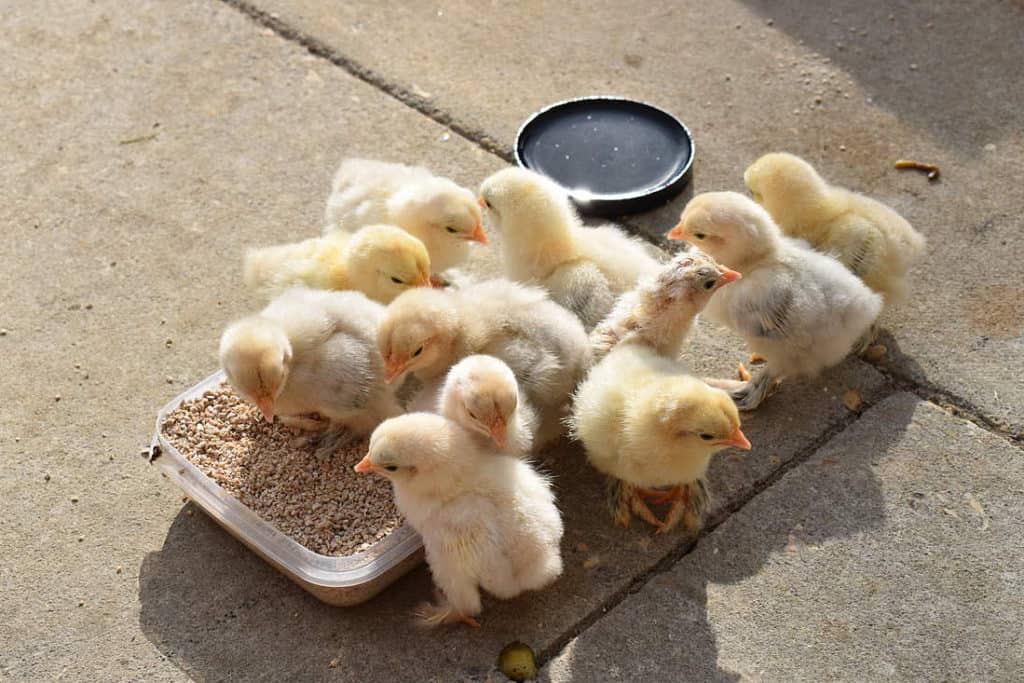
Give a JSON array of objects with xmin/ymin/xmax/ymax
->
[{"xmin": 2, "ymin": 1, "xmax": 1021, "ymax": 681}]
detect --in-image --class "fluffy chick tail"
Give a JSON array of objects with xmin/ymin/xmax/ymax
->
[{"xmin": 243, "ymin": 236, "xmax": 344, "ymax": 297}]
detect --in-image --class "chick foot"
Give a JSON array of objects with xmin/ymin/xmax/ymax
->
[
  {"xmin": 609, "ymin": 478, "xmax": 663, "ymax": 530},
  {"xmin": 729, "ymin": 369, "xmax": 778, "ymax": 411},
  {"xmin": 736, "ymin": 363, "xmax": 752, "ymax": 382},
  {"xmin": 414, "ymin": 601, "xmax": 481, "ymax": 628},
  {"xmin": 279, "ymin": 412, "xmax": 331, "ymax": 431},
  {"xmin": 658, "ymin": 480, "xmax": 709, "ymax": 536},
  {"xmin": 855, "ymin": 323, "xmax": 881, "ymax": 356},
  {"xmin": 637, "ymin": 485, "xmax": 682, "ymax": 505}
]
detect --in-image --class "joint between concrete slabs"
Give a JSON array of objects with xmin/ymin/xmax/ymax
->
[
  {"xmin": 220, "ymin": 0, "xmax": 513, "ymax": 163},
  {"xmin": 534, "ymin": 379, "xmax": 901, "ymax": 668}
]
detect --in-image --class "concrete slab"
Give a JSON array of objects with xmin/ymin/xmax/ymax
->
[
  {"xmin": 251, "ymin": 0, "xmax": 1024, "ymax": 437},
  {"xmin": 0, "ymin": 2, "xmax": 890, "ymax": 682},
  {"xmin": 542, "ymin": 393, "xmax": 1024, "ymax": 682}
]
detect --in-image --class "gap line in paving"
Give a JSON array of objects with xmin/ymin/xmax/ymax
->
[
  {"xmin": 535, "ymin": 380, "xmax": 902, "ymax": 668},
  {"xmin": 220, "ymin": 0, "xmax": 512, "ymax": 163}
]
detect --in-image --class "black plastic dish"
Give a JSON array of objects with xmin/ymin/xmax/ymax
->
[{"xmin": 514, "ymin": 96, "xmax": 694, "ymax": 216}]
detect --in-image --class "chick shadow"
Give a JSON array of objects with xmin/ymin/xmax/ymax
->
[
  {"xmin": 548, "ymin": 391, "xmax": 917, "ymax": 681},
  {"xmin": 737, "ymin": 0, "xmax": 1024, "ymax": 153},
  {"xmin": 137, "ymin": 440, "xmax": 687, "ymax": 682}
]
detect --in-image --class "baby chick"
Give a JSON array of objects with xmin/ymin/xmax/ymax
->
[
  {"xmin": 377, "ymin": 279, "xmax": 591, "ymax": 421},
  {"xmin": 569, "ymin": 343, "xmax": 750, "ymax": 533},
  {"xmin": 590, "ymin": 250, "xmax": 741, "ymax": 361},
  {"xmin": 243, "ymin": 225, "xmax": 431, "ymax": 303},
  {"xmin": 219, "ymin": 287, "xmax": 401, "ymax": 436},
  {"xmin": 668, "ymin": 192, "xmax": 883, "ymax": 410},
  {"xmin": 744, "ymin": 152, "xmax": 926, "ymax": 305},
  {"xmin": 323, "ymin": 159, "xmax": 486, "ymax": 278},
  {"xmin": 355, "ymin": 413, "xmax": 563, "ymax": 627},
  {"xmin": 438, "ymin": 354, "xmax": 539, "ymax": 456},
  {"xmin": 478, "ymin": 168, "xmax": 660, "ymax": 330}
]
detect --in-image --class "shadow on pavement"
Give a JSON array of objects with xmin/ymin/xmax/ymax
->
[
  {"xmin": 547, "ymin": 394, "xmax": 917, "ymax": 681},
  {"xmin": 738, "ymin": 0, "xmax": 1024, "ymax": 152}
]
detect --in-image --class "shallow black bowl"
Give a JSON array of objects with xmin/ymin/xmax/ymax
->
[{"xmin": 514, "ymin": 96, "xmax": 694, "ymax": 217}]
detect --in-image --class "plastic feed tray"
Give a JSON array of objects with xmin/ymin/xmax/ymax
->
[{"xmin": 151, "ymin": 371, "xmax": 423, "ymax": 606}]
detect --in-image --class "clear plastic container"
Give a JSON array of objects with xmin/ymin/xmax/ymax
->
[{"xmin": 151, "ymin": 371, "xmax": 424, "ymax": 606}]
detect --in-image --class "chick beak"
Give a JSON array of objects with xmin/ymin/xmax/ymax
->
[
  {"xmin": 719, "ymin": 269, "xmax": 742, "ymax": 284},
  {"xmin": 476, "ymin": 196, "xmax": 487, "ymax": 209},
  {"xmin": 353, "ymin": 455, "xmax": 374, "ymax": 474},
  {"xmin": 718, "ymin": 426, "xmax": 752, "ymax": 451},
  {"xmin": 255, "ymin": 395, "xmax": 275, "ymax": 423},
  {"xmin": 667, "ymin": 222, "xmax": 688, "ymax": 241},
  {"xmin": 468, "ymin": 222, "xmax": 488, "ymax": 244},
  {"xmin": 415, "ymin": 272, "xmax": 432, "ymax": 288},
  {"xmin": 488, "ymin": 416, "xmax": 508, "ymax": 449},
  {"xmin": 384, "ymin": 358, "xmax": 408, "ymax": 384}
]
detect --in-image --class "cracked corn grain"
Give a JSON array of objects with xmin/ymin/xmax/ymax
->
[{"xmin": 161, "ymin": 385, "xmax": 401, "ymax": 556}]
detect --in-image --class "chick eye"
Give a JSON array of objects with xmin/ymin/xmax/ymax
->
[
  {"xmin": 694, "ymin": 233, "xmax": 707, "ymax": 240},
  {"xmin": 445, "ymin": 226, "xmax": 457, "ymax": 234},
  {"xmin": 390, "ymin": 276, "xmax": 404, "ymax": 285},
  {"xmin": 699, "ymin": 433, "xmax": 713, "ymax": 441},
  {"xmin": 467, "ymin": 410, "xmax": 478, "ymax": 420},
  {"xmin": 412, "ymin": 346, "xmax": 424, "ymax": 357},
  {"xmin": 703, "ymin": 279, "xmax": 716, "ymax": 290},
  {"xmin": 384, "ymin": 464, "xmax": 398, "ymax": 472}
]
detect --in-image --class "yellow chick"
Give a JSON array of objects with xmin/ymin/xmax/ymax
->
[
  {"xmin": 324, "ymin": 159, "xmax": 486, "ymax": 278},
  {"xmin": 219, "ymin": 287, "xmax": 401, "ymax": 436},
  {"xmin": 590, "ymin": 250, "xmax": 741, "ymax": 362},
  {"xmin": 668, "ymin": 192, "xmax": 883, "ymax": 410},
  {"xmin": 438, "ymin": 354, "xmax": 539, "ymax": 456},
  {"xmin": 377, "ymin": 279, "xmax": 591, "ymax": 421},
  {"xmin": 744, "ymin": 152, "xmax": 926, "ymax": 305},
  {"xmin": 243, "ymin": 224, "xmax": 431, "ymax": 304},
  {"xmin": 355, "ymin": 413, "xmax": 563, "ymax": 627},
  {"xmin": 478, "ymin": 167, "xmax": 660, "ymax": 330},
  {"xmin": 570, "ymin": 343, "xmax": 750, "ymax": 533}
]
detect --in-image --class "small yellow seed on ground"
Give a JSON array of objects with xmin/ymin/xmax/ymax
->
[{"xmin": 842, "ymin": 389, "xmax": 863, "ymax": 411}]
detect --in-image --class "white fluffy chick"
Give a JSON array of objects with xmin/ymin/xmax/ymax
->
[
  {"xmin": 478, "ymin": 167, "xmax": 660, "ymax": 330},
  {"xmin": 219, "ymin": 287, "xmax": 401, "ymax": 436},
  {"xmin": 377, "ymin": 279, "xmax": 591, "ymax": 420},
  {"xmin": 744, "ymin": 152, "xmax": 926, "ymax": 305},
  {"xmin": 355, "ymin": 413, "xmax": 563, "ymax": 627},
  {"xmin": 570, "ymin": 343, "xmax": 751, "ymax": 533},
  {"xmin": 323, "ymin": 158, "xmax": 486, "ymax": 277},
  {"xmin": 590, "ymin": 250, "xmax": 741, "ymax": 361},
  {"xmin": 438, "ymin": 355, "xmax": 538, "ymax": 456},
  {"xmin": 243, "ymin": 224, "xmax": 431, "ymax": 303},
  {"xmin": 668, "ymin": 192, "xmax": 883, "ymax": 410}
]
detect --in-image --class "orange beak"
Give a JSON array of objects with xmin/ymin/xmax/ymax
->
[
  {"xmin": 255, "ymin": 395, "xmax": 275, "ymax": 423},
  {"xmin": 719, "ymin": 268, "xmax": 742, "ymax": 284},
  {"xmin": 667, "ymin": 222, "xmax": 688, "ymax": 241},
  {"xmin": 476, "ymin": 196, "xmax": 487, "ymax": 209},
  {"xmin": 353, "ymin": 455, "xmax": 374, "ymax": 473},
  {"xmin": 415, "ymin": 272, "xmax": 432, "ymax": 288},
  {"xmin": 384, "ymin": 358, "xmax": 409, "ymax": 384},
  {"xmin": 467, "ymin": 222, "xmax": 488, "ymax": 244},
  {"xmin": 717, "ymin": 426, "xmax": 752, "ymax": 451},
  {"xmin": 488, "ymin": 416, "xmax": 508, "ymax": 450}
]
